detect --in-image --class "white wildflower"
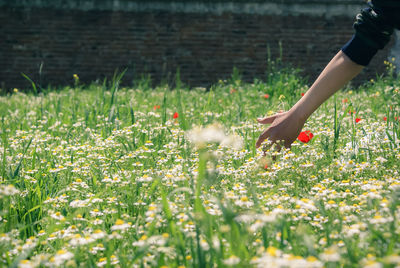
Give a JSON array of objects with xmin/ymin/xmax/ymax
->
[{"xmin": 223, "ymin": 255, "xmax": 240, "ymax": 266}]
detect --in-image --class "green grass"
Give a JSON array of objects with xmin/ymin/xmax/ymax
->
[{"xmin": 0, "ymin": 66, "xmax": 399, "ymax": 267}]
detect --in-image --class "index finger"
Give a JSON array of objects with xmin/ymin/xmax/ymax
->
[{"xmin": 256, "ymin": 128, "xmax": 273, "ymax": 148}]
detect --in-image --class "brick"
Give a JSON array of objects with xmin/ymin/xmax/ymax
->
[{"xmin": 0, "ymin": 4, "xmax": 394, "ymax": 90}]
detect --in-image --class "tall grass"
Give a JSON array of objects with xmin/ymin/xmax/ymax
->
[{"xmin": 0, "ymin": 64, "xmax": 399, "ymax": 267}]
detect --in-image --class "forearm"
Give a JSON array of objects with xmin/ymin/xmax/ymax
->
[{"xmin": 290, "ymin": 51, "xmax": 364, "ymax": 121}]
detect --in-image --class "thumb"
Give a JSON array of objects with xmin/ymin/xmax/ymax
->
[{"xmin": 257, "ymin": 115, "xmax": 277, "ymax": 124}]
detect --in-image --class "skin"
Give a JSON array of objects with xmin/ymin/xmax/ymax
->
[{"xmin": 256, "ymin": 50, "xmax": 365, "ymax": 149}]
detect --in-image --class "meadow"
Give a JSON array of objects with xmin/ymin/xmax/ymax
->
[{"xmin": 0, "ymin": 65, "xmax": 399, "ymax": 268}]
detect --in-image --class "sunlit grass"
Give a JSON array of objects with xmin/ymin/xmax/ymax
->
[{"xmin": 0, "ymin": 67, "xmax": 399, "ymax": 267}]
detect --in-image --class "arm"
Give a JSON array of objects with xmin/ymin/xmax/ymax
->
[
  {"xmin": 290, "ymin": 51, "xmax": 364, "ymax": 122},
  {"xmin": 256, "ymin": 2, "xmax": 395, "ymax": 149},
  {"xmin": 256, "ymin": 51, "xmax": 364, "ymax": 148}
]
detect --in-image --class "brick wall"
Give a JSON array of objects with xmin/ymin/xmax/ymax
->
[{"xmin": 0, "ymin": 0, "xmax": 397, "ymax": 90}]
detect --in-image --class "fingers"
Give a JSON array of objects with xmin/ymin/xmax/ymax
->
[
  {"xmin": 257, "ymin": 111, "xmax": 284, "ymax": 125},
  {"xmin": 256, "ymin": 128, "xmax": 271, "ymax": 148},
  {"xmin": 256, "ymin": 111, "xmax": 288, "ymax": 149},
  {"xmin": 256, "ymin": 129, "xmax": 287, "ymax": 151},
  {"xmin": 274, "ymin": 140, "xmax": 283, "ymax": 152},
  {"xmin": 267, "ymin": 139, "xmax": 283, "ymax": 153},
  {"xmin": 257, "ymin": 115, "xmax": 276, "ymax": 125},
  {"xmin": 284, "ymin": 139, "xmax": 292, "ymax": 149}
]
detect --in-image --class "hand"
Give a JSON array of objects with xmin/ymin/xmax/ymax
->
[{"xmin": 255, "ymin": 110, "xmax": 306, "ymax": 149}]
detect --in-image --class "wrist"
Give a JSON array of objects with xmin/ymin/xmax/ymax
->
[{"xmin": 289, "ymin": 103, "xmax": 310, "ymax": 123}]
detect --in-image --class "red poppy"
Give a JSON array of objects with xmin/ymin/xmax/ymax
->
[
  {"xmin": 301, "ymin": 92, "xmax": 305, "ymax": 97},
  {"xmin": 297, "ymin": 131, "xmax": 314, "ymax": 143},
  {"xmin": 153, "ymin": 105, "xmax": 160, "ymax": 110},
  {"xmin": 263, "ymin": 94, "xmax": 270, "ymax": 99},
  {"xmin": 355, "ymin": 118, "xmax": 361, "ymax": 123},
  {"xmin": 173, "ymin": 112, "xmax": 179, "ymax": 119},
  {"xmin": 342, "ymin": 98, "xmax": 348, "ymax": 103},
  {"xmin": 264, "ymin": 163, "xmax": 269, "ymax": 170},
  {"xmin": 383, "ymin": 116, "xmax": 387, "ymax": 121}
]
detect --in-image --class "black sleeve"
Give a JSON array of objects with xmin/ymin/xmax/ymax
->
[{"xmin": 341, "ymin": 6, "xmax": 394, "ymax": 66}]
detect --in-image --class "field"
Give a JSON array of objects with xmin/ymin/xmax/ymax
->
[{"xmin": 0, "ymin": 67, "xmax": 399, "ymax": 268}]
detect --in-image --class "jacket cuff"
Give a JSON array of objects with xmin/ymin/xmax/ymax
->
[{"xmin": 341, "ymin": 34, "xmax": 378, "ymax": 66}]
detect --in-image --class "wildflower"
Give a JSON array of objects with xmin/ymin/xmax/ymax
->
[
  {"xmin": 173, "ymin": 112, "xmax": 179, "ymax": 119},
  {"xmin": 137, "ymin": 174, "xmax": 153, "ymax": 182},
  {"xmin": 111, "ymin": 219, "xmax": 131, "ymax": 231},
  {"xmin": 355, "ymin": 118, "xmax": 361, "ymax": 123},
  {"xmin": 147, "ymin": 235, "xmax": 167, "ymax": 246},
  {"xmin": 223, "ymin": 255, "xmax": 240, "ymax": 266},
  {"xmin": 18, "ymin": 260, "xmax": 33, "ymax": 268},
  {"xmin": 50, "ymin": 211, "xmax": 65, "ymax": 221},
  {"xmin": 69, "ymin": 199, "xmax": 89, "ymax": 208},
  {"xmin": 90, "ymin": 209, "xmax": 104, "ymax": 217},
  {"xmin": 319, "ymin": 246, "xmax": 340, "ymax": 262},
  {"xmin": 110, "ymin": 255, "xmax": 119, "ymax": 265},
  {"xmin": 296, "ymin": 198, "xmax": 317, "ymax": 211},
  {"xmin": 306, "ymin": 256, "xmax": 323, "ymax": 267},
  {"xmin": 0, "ymin": 184, "xmax": 20, "ymax": 197},
  {"xmin": 375, "ymin": 156, "xmax": 387, "ymax": 163},
  {"xmin": 91, "ymin": 229, "xmax": 106, "ymax": 240},
  {"xmin": 370, "ymin": 214, "xmax": 393, "ymax": 224},
  {"xmin": 162, "ymin": 233, "xmax": 169, "ymax": 238},
  {"xmin": 186, "ymin": 124, "xmax": 243, "ymax": 150},
  {"xmin": 90, "ymin": 243, "xmax": 105, "ymax": 254},
  {"xmin": 383, "ymin": 116, "xmax": 387, "ymax": 121},
  {"xmin": 74, "ymin": 214, "xmax": 86, "ymax": 221},
  {"xmin": 301, "ymin": 92, "xmax": 305, "ymax": 96},
  {"xmin": 96, "ymin": 257, "xmax": 107, "ymax": 267},
  {"xmin": 13, "ymin": 88, "xmax": 19, "ymax": 93},
  {"xmin": 200, "ymin": 239, "xmax": 210, "ymax": 250},
  {"xmin": 132, "ymin": 234, "xmax": 149, "ymax": 247},
  {"xmin": 50, "ymin": 249, "xmax": 73, "ymax": 266},
  {"xmin": 362, "ymin": 259, "xmax": 383, "ymax": 268},
  {"xmin": 266, "ymin": 246, "xmax": 280, "ymax": 257},
  {"xmin": 69, "ymin": 233, "xmax": 94, "ymax": 246},
  {"xmin": 37, "ymin": 230, "xmax": 46, "ymax": 237},
  {"xmin": 297, "ymin": 131, "xmax": 314, "ymax": 143},
  {"xmin": 235, "ymin": 196, "xmax": 254, "ymax": 207},
  {"xmin": 153, "ymin": 105, "xmax": 160, "ymax": 110},
  {"xmin": 263, "ymin": 93, "xmax": 270, "ymax": 99},
  {"xmin": 383, "ymin": 254, "xmax": 400, "ymax": 264}
]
